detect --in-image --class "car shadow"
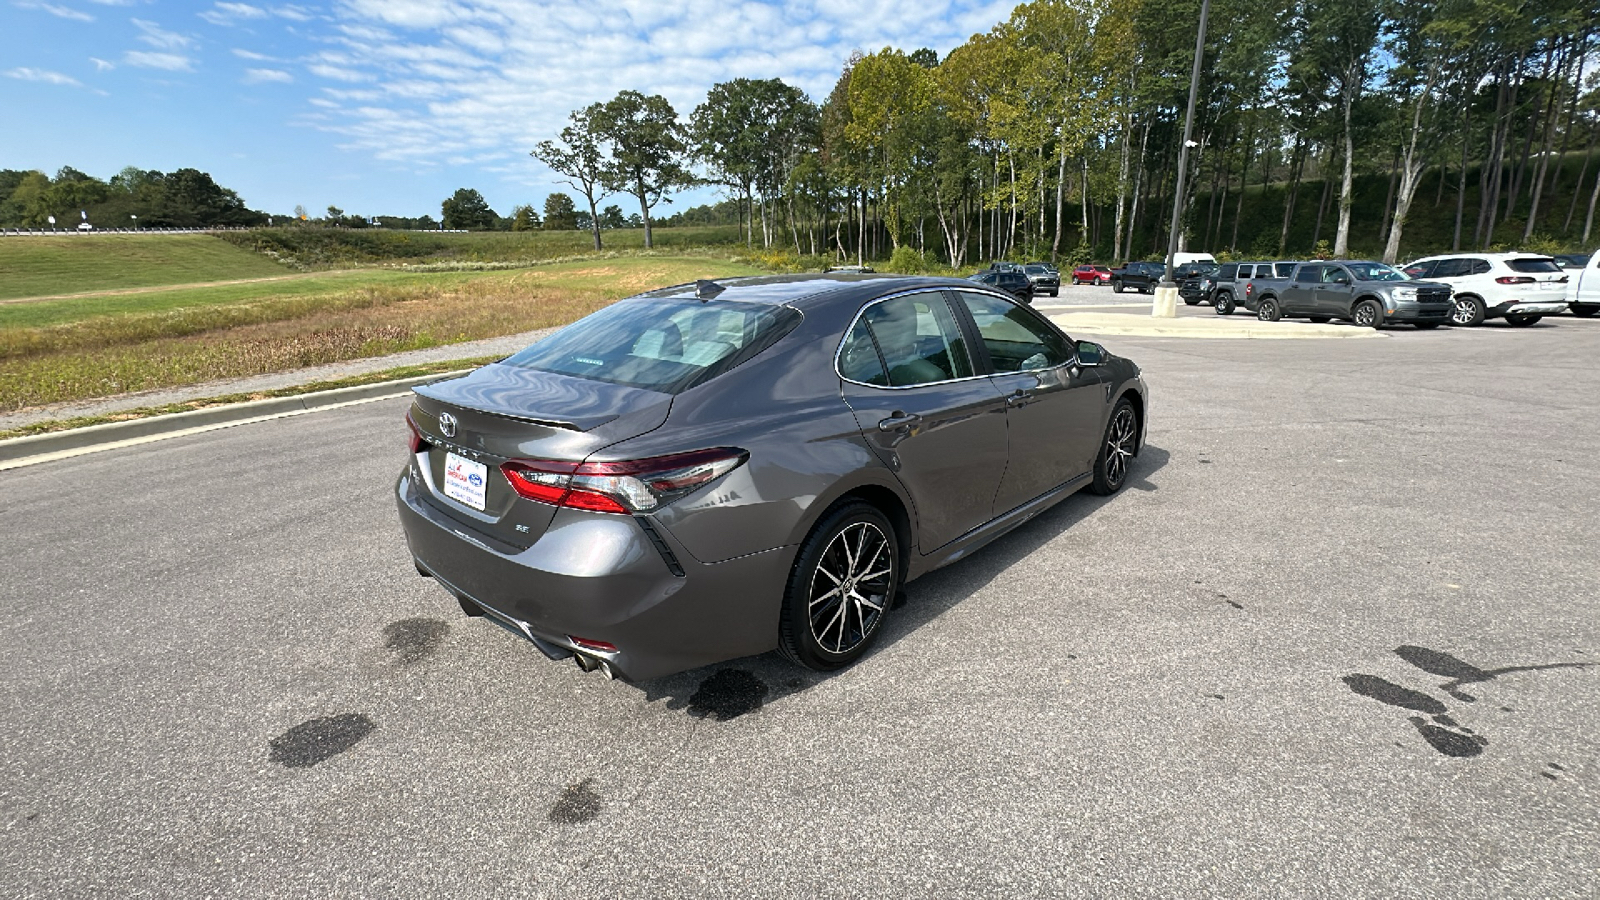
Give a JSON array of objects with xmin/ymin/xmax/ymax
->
[{"xmin": 628, "ymin": 444, "xmax": 1172, "ymax": 719}]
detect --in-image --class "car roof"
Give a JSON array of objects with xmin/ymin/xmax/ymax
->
[{"xmin": 1406, "ymin": 252, "xmax": 1555, "ymax": 262}]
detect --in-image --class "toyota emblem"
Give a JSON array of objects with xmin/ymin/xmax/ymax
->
[{"xmin": 438, "ymin": 411, "xmax": 458, "ymax": 438}]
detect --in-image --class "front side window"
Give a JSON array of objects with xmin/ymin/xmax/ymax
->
[
  {"xmin": 1345, "ymin": 263, "xmax": 1405, "ymax": 281},
  {"xmin": 1219, "ymin": 264, "xmax": 1238, "ymax": 279},
  {"xmin": 1404, "ymin": 261, "xmax": 1435, "ymax": 278},
  {"xmin": 854, "ymin": 293, "xmax": 973, "ymax": 387},
  {"xmin": 957, "ymin": 291, "xmax": 1072, "ymax": 373}
]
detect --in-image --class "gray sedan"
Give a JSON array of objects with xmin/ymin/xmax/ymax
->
[{"xmin": 397, "ymin": 274, "xmax": 1148, "ymax": 680}]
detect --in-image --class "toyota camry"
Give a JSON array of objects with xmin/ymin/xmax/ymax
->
[{"xmin": 397, "ymin": 274, "xmax": 1148, "ymax": 681}]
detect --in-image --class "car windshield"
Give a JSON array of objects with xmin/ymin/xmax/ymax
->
[
  {"xmin": 501, "ymin": 296, "xmax": 800, "ymax": 394},
  {"xmin": 1507, "ymin": 257, "xmax": 1561, "ymax": 274},
  {"xmin": 1025, "ymin": 265, "xmax": 1047, "ymax": 275},
  {"xmin": 1345, "ymin": 263, "xmax": 1407, "ymax": 281}
]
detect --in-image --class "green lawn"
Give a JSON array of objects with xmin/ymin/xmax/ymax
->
[
  {"xmin": 0, "ymin": 234, "xmax": 292, "ymax": 300},
  {"xmin": 0, "ymin": 255, "xmax": 765, "ymax": 410}
]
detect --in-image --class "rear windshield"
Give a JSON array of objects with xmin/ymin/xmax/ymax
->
[
  {"xmin": 1506, "ymin": 258, "xmax": 1560, "ymax": 274},
  {"xmin": 501, "ymin": 296, "xmax": 801, "ymax": 394}
]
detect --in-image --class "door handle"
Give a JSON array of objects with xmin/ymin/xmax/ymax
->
[
  {"xmin": 1005, "ymin": 390, "xmax": 1033, "ymax": 408},
  {"xmin": 877, "ymin": 412, "xmax": 922, "ymax": 432}
]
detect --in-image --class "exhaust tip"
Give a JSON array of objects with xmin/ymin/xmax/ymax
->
[{"xmin": 573, "ymin": 653, "xmax": 600, "ymax": 673}]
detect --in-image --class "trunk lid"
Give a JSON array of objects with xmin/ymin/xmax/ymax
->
[{"xmin": 407, "ymin": 363, "xmax": 673, "ymax": 547}]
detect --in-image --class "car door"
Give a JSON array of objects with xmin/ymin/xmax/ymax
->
[
  {"xmin": 1284, "ymin": 265, "xmax": 1320, "ymax": 313},
  {"xmin": 1317, "ymin": 264, "xmax": 1355, "ymax": 318},
  {"xmin": 954, "ymin": 290, "xmax": 1104, "ymax": 514},
  {"xmin": 837, "ymin": 291, "xmax": 1011, "ymax": 553}
]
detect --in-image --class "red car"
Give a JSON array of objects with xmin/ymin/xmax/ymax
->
[{"xmin": 1071, "ymin": 265, "xmax": 1113, "ymax": 285}]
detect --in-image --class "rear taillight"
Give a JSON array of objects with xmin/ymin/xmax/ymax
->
[
  {"xmin": 502, "ymin": 447, "xmax": 749, "ymax": 515},
  {"xmin": 405, "ymin": 412, "xmax": 426, "ymax": 453},
  {"xmin": 1495, "ymin": 276, "xmax": 1535, "ymax": 285},
  {"xmin": 1245, "ymin": 282, "xmax": 1255, "ymax": 296}
]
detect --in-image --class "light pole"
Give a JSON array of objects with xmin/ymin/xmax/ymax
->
[{"xmin": 1153, "ymin": 0, "xmax": 1211, "ymax": 318}]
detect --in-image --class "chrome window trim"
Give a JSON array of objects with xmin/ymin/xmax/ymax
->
[{"xmin": 834, "ymin": 286, "xmax": 1074, "ymax": 391}]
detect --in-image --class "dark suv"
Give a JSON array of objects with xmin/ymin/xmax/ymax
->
[
  {"xmin": 1110, "ymin": 262, "xmax": 1165, "ymax": 294},
  {"xmin": 968, "ymin": 269, "xmax": 1035, "ymax": 303},
  {"xmin": 1023, "ymin": 264, "xmax": 1060, "ymax": 297}
]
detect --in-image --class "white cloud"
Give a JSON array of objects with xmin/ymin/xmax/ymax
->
[
  {"xmin": 132, "ymin": 18, "xmax": 195, "ymax": 50},
  {"xmin": 271, "ymin": 5, "xmax": 313, "ymax": 22},
  {"xmin": 308, "ymin": 63, "xmax": 370, "ymax": 82},
  {"xmin": 86, "ymin": 0, "xmax": 135, "ymax": 4},
  {"xmin": 124, "ymin": 51, "xmax": 196, "ymax": 71},
  {"xmin": 232, "ymin": 48, "xmax": 278, "ymax": 61},
  {"xmin": 199, "ymin": 2, "xmax": 269, "ymax": 25},
  {"xmin": 90, "ymin": 56, "xmax": 115, "ymax": 70},
  {"xmin": 244, "ymin": 67, "xmax": 293, "ymax": 83},
  {"xmin": 15, "ymin": 2, "xmax": 96, "ymax": 22},
  {"xmin": 5, "ymin": 66, "xmax": 85, "ymax": 86}
]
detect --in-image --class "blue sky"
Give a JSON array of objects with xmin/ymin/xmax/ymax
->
[{"xmin": 2, "ymin": 0, "xmax": 1015, "ymax": 219}]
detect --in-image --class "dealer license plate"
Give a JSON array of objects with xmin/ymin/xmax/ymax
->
[
  {"xmin": 1539, "ymin": 281, "xmax": 1561, "ymax": 291},
  {"xmin": 443, "ymin": 452, "xmax": 489, "ymax": 510}
]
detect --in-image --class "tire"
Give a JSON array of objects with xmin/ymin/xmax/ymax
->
[
  {"xmin": 1214, "ymin": 292, "xmax": 1235, "ymax": 316},
  {"xmin": 1308, "ymin": 316, "xmax": 1330, "ymax": 324},
  {"xmin": 1572, "ymin": 305, "xmax": 1599, "ymax": 318},
  {"xmin": 1050, "ymin": 289, "xmax": 1059, "ymax": 297},
  {"xmin": 1414, "ymin": 322, "xmax": 1441, "ymax": 330},
  {"xmin": 1451, "ymin": 295, "xmax": 1485, "ymax": 326},
  {"xmin": 1505, "ymin": 314, "xmax": 1541, "ymax": 327},
  {"xmin": 1089, "ymin": 399, "xmax": 1139, "ymax": 496},
  {"xmin": 1112, "ymin": 279, "xmax": 1124, "ymax": 294},
  {"xmin": 1352, "ymin": 299, "xmax": 1383, "ymax": 329},
  {"xmin": 1258, "ymin": 297, "xmax": 1281, "ymax": 322},
  {"xmin": 777, "ymin": 502, "xmax": 900, "ymax": 671}
]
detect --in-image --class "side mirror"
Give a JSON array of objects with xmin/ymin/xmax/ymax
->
[
  {"xmin": 1332, "ymin": 274, "xmax": 1351, "ymax": 285},
  {"xmin": 1075, "ymin": 341, "xmax": 1104, "ymax": 366}
]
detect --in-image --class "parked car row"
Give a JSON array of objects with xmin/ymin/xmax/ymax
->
[
  {"xmin": 966, "ymin": 261, "xmax": 1062, "ymax": 302},
  {"xmin": 1196, "ymin": 253, "xmax": 1586, "ymax": 329}
]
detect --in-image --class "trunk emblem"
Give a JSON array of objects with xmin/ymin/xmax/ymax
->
[{"xmin": 438, "ymin": 412, "xmax": 458, "ymax": 438}]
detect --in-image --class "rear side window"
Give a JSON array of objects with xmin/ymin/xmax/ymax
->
[
  {"xmin": 1506, "ymin": 258, "xmax": 1560, "ymax": 274},
  {"xmin": 853, "ymin": 292, "xmax": 973, "ymax": 387},
  {"xmin": 502, "ymin": 297, "xmax": 800, "ymax": 394},
  {"xmin": 1274, "ymin": 262, "xmax": 1295, "ymax": 277},
  {"xmin": 1295, "ymin": 266, "xmax": 1318, "ymax": 284},
  {"xmin": 838, "ymin": 319, "xmax": 887, "ymax": 386},
  {"xmin": 1469, "ymin": 259, "xmax": 1492, "ymax": 275}
]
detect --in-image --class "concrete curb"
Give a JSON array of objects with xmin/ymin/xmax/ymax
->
[
  {"xmin": 0, "ymin": 371, "xmax": 468, "ymax": 470},
  {"xmin": 1045, "ymin": 312, "xmax": 1387, "ymax": 340}
]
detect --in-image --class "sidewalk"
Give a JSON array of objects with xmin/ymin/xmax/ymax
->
[{"xmin": 1040, "ymin": 302, "xmax": 1388, "ymax": 340}]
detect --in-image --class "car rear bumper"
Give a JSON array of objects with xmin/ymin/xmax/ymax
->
[
  {"xmin": 1497, "ymin": 300, "xmax": 1568, "ymax": 316},
  {"xmin": 396, "ymin": 470, "xmax": 789, "ymax": 680}
]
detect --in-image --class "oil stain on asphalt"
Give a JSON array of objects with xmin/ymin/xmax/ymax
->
[
  {"xmin": 548, "ymin": 778, "xmax": 601, "ymax": 824},
  {"xmin": 1344, "ymin": 644, "xmax": 1588, "ymax": 758},
  {"xmin": 383, "ymin": 618, "xmax": 449, "ymax": 664},
  {"xmin": 269, "ymin": 713, "xmax": 376, "ymax": 768},
  {"xmin": 688, "ymin": 669, "xmax": 769, "ymax": 720}
]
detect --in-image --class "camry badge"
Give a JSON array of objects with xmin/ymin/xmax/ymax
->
[{"xmin": 438, "ymin": 411, "xmax": 458, "ymax": 438}]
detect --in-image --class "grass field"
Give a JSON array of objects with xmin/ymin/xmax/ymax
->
[
  {"xmin": 0, "ymin": 235, "xmax": 292, "ymax": 300},
  {"xmin": 0, "ymin": 254, "xmax": 763, "ymax": 411}
]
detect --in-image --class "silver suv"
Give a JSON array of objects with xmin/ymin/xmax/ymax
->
[{"xmin": 1401, "ymin": 253, "xmax": 1569, "ymax": 327}]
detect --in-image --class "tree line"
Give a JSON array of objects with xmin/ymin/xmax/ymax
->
[
  {"xmin": 533, "ymin": 0, "xmax": 1600, "ymax": 265},
  {"xmin": 0, "ymin": 167, "xmax": 267, "ymax": 229}
]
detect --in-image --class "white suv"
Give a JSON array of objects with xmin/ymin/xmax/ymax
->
[{"xmin": 1401, "ymin": 253, "xmax": 1569, "ymax": 327}]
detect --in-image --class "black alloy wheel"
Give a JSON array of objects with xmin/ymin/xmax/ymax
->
[
  {"xmin": 1258, "ymin": 298, "xmax": 1281, "ymax": 322},
  {"xmin": 778, "ymin": 502, "xmax": 899, "ymax": 670},
  {"xmin": 1112, "ymin": 279, "xmax": 1124, "ymax": 293},
  {"xmin": 1352, "ymin": 299, "xmax": 1382, "ymax": 328},
  {"xmin": 1214, "ymin": 292, "xmax": 1235, "ymax": 315},
  {"xmin": 1451, "ymin": 295, "xmax": 1486, "ymax": 326},
  {"xmin": 1089, "ymin": 399, "xmax": 1138, "ymax": 496}
]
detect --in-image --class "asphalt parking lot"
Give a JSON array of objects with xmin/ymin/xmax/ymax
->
[{"xmin": 2, "ymin": 315, "xmax": 1596, "ymax": 898}]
